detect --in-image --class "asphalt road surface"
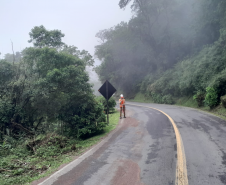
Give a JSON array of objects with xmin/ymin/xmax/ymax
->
[{"xmin": 39, "ymin": 102, "xmax": 226, "ymax": 185}]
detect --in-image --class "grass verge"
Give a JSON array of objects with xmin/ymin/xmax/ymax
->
[
  {"xmin": 0, "ymin": 111, "xmax": 119, "ymax": 185},
  {"xmin": 130, "ymin": 93, "xmax": 226, "ymax": 121},
  {"xmin": 129, "ymin": 92, "xmax": 153, "ymax": 103},
  {"xmin": 175, "ymin": 96, "xmax": 226, "ymax": 121}
]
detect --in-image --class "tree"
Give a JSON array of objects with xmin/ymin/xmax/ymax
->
[
  {"xmin": 193, "ymin": 0, "xmax": 226, "ymax": 47},
  {"xmin": 0, "ymin": 47, "xmax": 106, "ymax": 138},
  {"xmin": 28, "ymin": 25, "xmax": 65, "ymax": 48},
  {"xmin": 0, "ymin": 26, "xmax": 106, "ymax": 139},
  {"xmin": 95, "ymin": 22, "xmax": 152, "ymax": 97},
  {"xmin": 4, "ymin": 52, "xmax": 21, "ymax": 63},
  {"xmin": 61, "ymin": 45, "xmax": 95, "ymax": 66},
  {"xmin": 96, "ymin": 0, "xmax": 212, "ymax": 98},
  {"xmin": 118, "ymin": 0, "xmax": 132, "ymax": 9}
]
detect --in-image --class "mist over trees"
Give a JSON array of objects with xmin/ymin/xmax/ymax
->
[
  {"xmin": 95, "ymin": 0, "xmax": 226, "ymax": 107},
  {"xmin": 4, "ymin": 52, "xmax": 22, "ymax": 63}
]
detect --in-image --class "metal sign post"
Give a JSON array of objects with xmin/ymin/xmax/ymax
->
[
  {"xmin": 106, "ymin": 81, "xmax": 109, "ymax": 125},
  {"xmin": 98, "ymin": 80, "xmax": 116, "ymax": 125}
]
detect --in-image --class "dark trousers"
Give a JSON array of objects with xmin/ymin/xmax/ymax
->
[{"xmin": 120, "ymin": 105, "xmax": 126, "ymax": 118}]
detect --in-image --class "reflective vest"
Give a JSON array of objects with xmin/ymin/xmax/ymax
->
[{"xmin": 119, "ymin": 98, "xmax": 125, "ymax": 108}]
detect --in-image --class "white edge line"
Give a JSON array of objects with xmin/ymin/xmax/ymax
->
[
  {"xmin": 38, "ymin": 118, "xmax": 122, "ymax": 185},
  {"xmin": 38, "ymin": 139, "xmax": 104, "ymax": 185}
]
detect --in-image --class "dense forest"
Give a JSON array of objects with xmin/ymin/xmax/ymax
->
[
  {"xmin": 95, "ymin": 0, "xmax": 226, "ymax": 108},
  {"xmin": 0, "ymin": 26, "xmax": 109, "ymax": 141},
  {"xmin": 0, "ymin": 25, "xmax": 119, "ymax": 184}
]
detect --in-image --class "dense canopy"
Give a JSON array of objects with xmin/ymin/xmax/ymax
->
[{"xmin": 95, "ymin": 0, "xmax": 226, "ymax": 107}]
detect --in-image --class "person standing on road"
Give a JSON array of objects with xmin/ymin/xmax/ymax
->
[{"xmin": 119, "ymin": 94, "xmax": 126, "ymax": 119}]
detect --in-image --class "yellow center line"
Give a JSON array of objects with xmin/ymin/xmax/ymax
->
[{"xmin": 126, "ymin": 103, "xmax": 189, "ymax": 185}]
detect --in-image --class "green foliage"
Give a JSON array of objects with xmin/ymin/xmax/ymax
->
[
  {"xmin": 96, "ymin": 96, "xmax": 116, "ymax": 113},
  {"xmin": 61, "ymin": 45, "xmax": 95, "ymax": 66},
  {"xmin": 0, "ymin": 59, "xmax": 15, "ymax": 88},
  {"xmin": 28, "ymin": 25, "xmax": 65, "ymax": 48},
  {"xmin": 162, "ymin": 95, "xmax": 174, "ymax": 105},
  {"xmin": 59, "ymin": 98, "xmax": 106, "ymax": 138},
  {"xmin": 0, "ymin": 47, "xmax": 97, "ymax": 138},
  {"xmin": 0, "ymin": 26, "xmax": 106, "ymax": 141},
  {"xmin": 145, "ymin": 28, "xmax": 226, "ymax": 105},
  {"xmin": 95, "ymin": 22, "xmax": 149, "ymax": 97},
  {"xmin": 131, "ymin": 92, "xmax": 153, "ymax": 103},
  {"xmin": 176, "ymin": 97, "xmax": 198, "ymax": 108},
  {"xmin": 204, "ymin": 87, "xmax": 218, "ymax": 109},
  {"xmin": 95, "ymin": 0, "xmax": 203, "ymax": 97},
  {"xmin": 195, "ymin": 0, "xmax": 226, "ymax": 47},
  {"xmin": 220, "ymin": 95, "xmax": 226, "ymax": 108},
  {"xmin": 148, "ymin": 93, "xmax": 173, "ymax": 104},
  {"xmin": 4, "ymin": 52, "xmax": 21, "ymax": 63},
  {"xmin": 193, "ymin": 90, "xmax": 205, "ymax": 107},
  {"xmin": 150, "ymin": 92, "xmax": 163, "ymax": 104},
  {"xmin": 95, "ymin": 0, "xmax": 226, "ymax": 106},
  {"xmin": 0, "ymin": 111, "xmax": 119, "ymax": 185}
]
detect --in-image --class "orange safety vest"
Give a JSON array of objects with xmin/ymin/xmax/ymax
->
[{"xmin": 119, "ymin": 98, "xmax": 125, "ymax": 108}]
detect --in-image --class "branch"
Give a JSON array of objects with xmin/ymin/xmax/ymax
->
[
  {"xmin": 10, "ymin": 40, "xmax": 15, "ymax": 65},
  {"xmin": 34, "ymin": 117, "xmax": 44, "ymax": 131},
  {"xmin": 119, "ymin": 0, "xmax": 131, "ymax": 9},
  {"xmin": 11, "ymin": 119, "xmax": 34, "ymax": 135},
  {"xmin": 0, "ymin": 169, "xmax": 12, "ymax": 172}
]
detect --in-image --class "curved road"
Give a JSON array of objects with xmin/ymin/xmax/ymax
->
[{"xmin": 39, "ymin": 102, "xmax": 226, "ymax": 185}]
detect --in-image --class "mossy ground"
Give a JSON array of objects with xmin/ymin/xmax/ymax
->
[{"xmin": 0, "ymin": 111, "xmax": 120, "ymax": 185}]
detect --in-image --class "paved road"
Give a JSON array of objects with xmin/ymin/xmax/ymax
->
[{"xmin": 39, "ymin": 102, "xmax": 226, "ymax": 185}]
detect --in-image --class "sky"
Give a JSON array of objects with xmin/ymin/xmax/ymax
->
[{"xmin": 0, "ymin": 0, "xmax": 132, "ymax": 63}]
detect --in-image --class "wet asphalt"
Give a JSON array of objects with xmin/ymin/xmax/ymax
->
[
  {"xmin": 127, "ymin": 102, "xmax": 226, "ymax": 185},
  {"xmin": 40, "ymin": 102, "xmax": 226, "ymax": 185}
]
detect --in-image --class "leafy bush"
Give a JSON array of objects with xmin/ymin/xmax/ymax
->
[
  {"xmin": 162, "ymin": 95, "xmax": 174, "ymax": 104},
  {"xmin": 209, "ymin": 72, "xmax": 226, "ymax": 100},
  {"xmin": 0, "ymin": 26, "xmax": 103, "ymax": 141},
  {"xmin": 96, "ymin": 96, "xmax": 116, "ymax": 113},
  {"xmin": 204, "ymin": 87, "xmax": 218, "ymax": 108},
  {"xmin": 150, "ymin": 92, "xmax": 163, "ymax": 104},
  {"xmin": 141, "ymin": 29, "xmax": 226, "ymax": 100},
  {"xmin": 59, "ymin": 98, "xmax": 106, "ymax": 138},
  {"xmin": 0, "ymin": 47, "xmax": 104, "ymax": 140},
  {"xmin": 221, "ymin": 95, "xmax": 226, "ymax": 108},
  {"xmin": 149, "ymin": 92, "xmax": 174, "ymax": 104},
  {"xmin": 193, "ymin": 90, "xmax": 205, "ymax": 107}
]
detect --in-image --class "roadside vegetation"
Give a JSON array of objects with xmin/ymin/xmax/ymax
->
[
  {"xmin": 0, "ymin": 26, "xmax": 118, "ymax": 185},
  {"xmin": 130, "ymin": 93, "xmax": 226, "ymax": 121},
  {"xmin": 0, "ymin": 110, "xmax": 119, "ymax": 185},
  {"xmin": 95, "ymin": 0, "xmax": 226, "ymax": 115}
]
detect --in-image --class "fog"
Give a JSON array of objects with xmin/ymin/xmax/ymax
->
[
  {"xmin": 93, "ymin": 0, "xmax": 225, "ymax": 98},
  {"xmin": 2, "ymin": 0, "xmax": 224, "ymax": 98},
  {"xmin": 0, "ymin": 0, "xmax": 132, "ymax": 66}
]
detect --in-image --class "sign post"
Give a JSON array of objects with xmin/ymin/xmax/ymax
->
[
  {"xmin": 98, "ymin": 80, "xmax": 116, "ymax": 124},
  {"xmin": 106, "ymin": 81, "xmax": 109, "ymax": 124}
]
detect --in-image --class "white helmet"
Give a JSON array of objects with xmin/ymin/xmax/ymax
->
[{"xmin": 120, "ymin": 94, "xmax": 123, "ymax": 98}]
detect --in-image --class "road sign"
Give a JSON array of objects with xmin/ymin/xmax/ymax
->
[
  {"xmin": 98, "ymin": 80, "xmax": 116, "ymax": 100},
  {"xmin": 98, "ymin": 80, "xmax": 116, "ymax": 124}
]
